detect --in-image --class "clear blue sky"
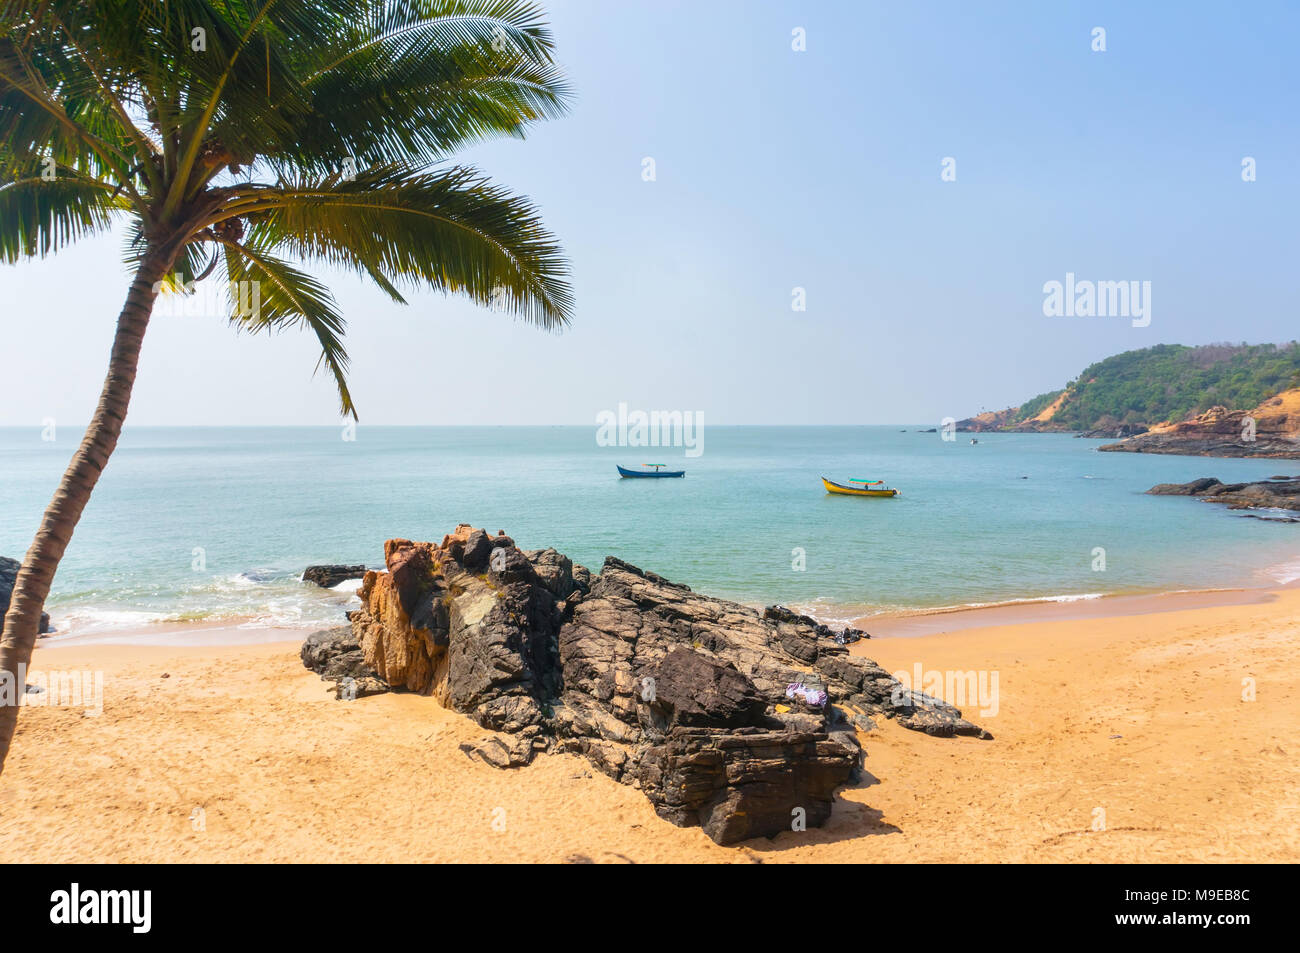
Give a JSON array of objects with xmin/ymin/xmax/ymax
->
[{"xmin": 2, "ymin": 0, "xmax": 1297, "ymax": 425}]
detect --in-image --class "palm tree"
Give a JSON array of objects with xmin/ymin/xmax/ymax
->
[{"xmin": 0, "ymin": 0, "xmax": 572, "ymax": 772}]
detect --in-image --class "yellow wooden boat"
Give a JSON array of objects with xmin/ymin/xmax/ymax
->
[{"xmin": 822, "ymin": 477, "xmax": 898, "ymax": 497}]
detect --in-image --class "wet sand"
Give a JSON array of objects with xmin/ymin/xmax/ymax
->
[{"xmin": 855, "ymin": 585, "xmax": 1280, "ymax": 637}]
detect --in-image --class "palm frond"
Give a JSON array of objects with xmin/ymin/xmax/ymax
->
[
  {"xmin": 0, "ymin": 160, "xmax": 128, "ymax": 261},
  {"xmin": 219, "ymin": 238, "xmax": 356, "ymax": 417},
  {"xmin": 227, "ymin": 164, "xmax": 572, "ymax": 328},
  {"xmin": 3, "ymin": 0, "xmax": 573, "ymax": 411},
  {"xmin": 268, "ymin": 0, "xmax": 570, "ymax": 171}
]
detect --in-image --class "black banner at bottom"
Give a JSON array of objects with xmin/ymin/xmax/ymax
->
[{"xmin": 0, "ymin": 863, "xmax": 1272, "ymax": 940}]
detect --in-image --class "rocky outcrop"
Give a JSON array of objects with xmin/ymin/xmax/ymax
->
[
  {"xmin": 1, "ymin": 557, "xmax": 50, "ymax": 635},
  {"xmin": 302, "ymin": 564, "xmax": 368, "ymax": 588},
  {"xmin": 1101, "ymin": 392, "xmax": 1300, "ymax": 458},
  {"xmin": 764, "ymin": 604, "xmax": 866, "ymax": 643},
  {"xmin": 956, "ymin": 407, "xmax": 1026, "ymax": 432},
  {"xmin": 958, "ymin": 389, "xmax": 1071, "ymax": 433},
  {"xmin": 1077, "ymin": 423, "xmax": 1148, "ymax": 439},
  {"xmin": 300, "ymin": 626, "xmax": 388, "ymax": 698},
  {"xmin": 1147, "ymin": 477, "xmax": 1300, "ymax": 514},
  {"xmin": 304, "ymin": 525, "xmax": 988, "ymax": 845}
]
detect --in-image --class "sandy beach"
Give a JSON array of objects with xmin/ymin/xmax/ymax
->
[{"xmin": 1, "ymin": 585, "xmax": 1295, "ymax": 865}]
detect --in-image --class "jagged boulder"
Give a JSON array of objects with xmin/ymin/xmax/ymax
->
[
  {"xmin": 302, "ymin": 564, "xmax": 368, "ymax": 588},
  {"xmin": 459, "ymin": 732, "xmax": 542, "ymax": 769},
  {"xmin": 300, "ymin": 626, "xmax": 388, "ymax": 698},
  {"xmin": 637, "ymin": 728, "xmax": 856, "ymax": 843},
  {"xmin": 1101, "ymin": 391, "xmax": 1300, "ymax": 458},
  {"xmin": 646, "ymin": 648, "xmax": 767, "ymax": 728},
  {"xmin": 1147, "ymin": 477, "xmax": 1226, "ymax": 496},
  {"xmin": 302, "ymin": 526, "xmax": 989, "ymax": 845},
  {"xmin": 764, "ymin": 604, "xmax": 866, "ymax": 640},
  {"xmin": 1147, "ymin": 477, "xmax": 1300, "ymax": 514}
]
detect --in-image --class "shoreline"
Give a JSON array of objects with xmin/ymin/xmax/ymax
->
[
  {"xmin": 32, "ymin": 573, "xmax": 1298, "ymax": 647},
  {"xmin": 849, "ymin": 582, "xmax": 1287, "ymax": 638},
  {"xmin": 29, "ymin": 582, "xmax": 1284, "ymax": 649},
  {"xmin": 38, "ymin": 620, "xmax": 325, "ymax": 648},
  {"xmin": 11, "ymin": 583, "xmax": 1299, "ymax": 862}
]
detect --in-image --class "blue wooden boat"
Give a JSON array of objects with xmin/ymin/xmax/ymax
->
[{"xmin": 618, "ymin": 464, "xmax": 684, "ymax": 478}]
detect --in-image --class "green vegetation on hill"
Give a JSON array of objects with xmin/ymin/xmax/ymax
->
[
  {"xmin": 1000, "ymin": 343, "xmax": 1300, "ymax": 431},
  {"xmin": 1014, "ymin": 389, "xmax": 1065, "ymax": 421}
]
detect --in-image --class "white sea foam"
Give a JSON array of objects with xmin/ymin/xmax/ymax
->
[
  {"xmin": 236, "ymin": 605, "xmax": 305, "ymax": 628},
  {"xmin": 1262, "ymin": 555, "xmax": 1300, "ymax": 584},
  {"xmin": 913, "ymin": 591, "xmax": 1107, "ymax": 612},
  {"xmin": 1239, "ymin": 507, "xmax": 1300, "ymax": 523},
  {"xmin": 793, "ymin": 591, "xmax": 1107, "ymax": 628},
  {"xmin": 219, "ymin": 569, "xmax": 291, "ymax": 590},
  {"xmin": 43, "ymin": 565, "xmax": 355, "ymax": 639},
  {"xmin": 54, "ymin": 607, "xmax": 173, "ymax": 631}
]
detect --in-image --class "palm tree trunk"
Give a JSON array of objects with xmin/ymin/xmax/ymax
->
[{"xmin": 0, "ymin": 246, "xmax": 174, "ymax": 774}]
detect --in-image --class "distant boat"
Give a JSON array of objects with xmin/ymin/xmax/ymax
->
[
  {"xmin": 618, "ymin": 464, "xmax": 685, "ymax": 478},
  {"xmin": 822, "ymin": 477, "xmax": 898, "ymax": 497}
]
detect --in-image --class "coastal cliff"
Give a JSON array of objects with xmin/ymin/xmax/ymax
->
[
  {"xmin": 302, "ymin": 524, "xmax": 987, "ymax": 845},
  {"xmin": 1099, "ymin": 390, "xmax": 1300, "ymax": 458},
  {"xmin": 959, "ymin": 342, "xmax": 1300, "ymax": 437}
]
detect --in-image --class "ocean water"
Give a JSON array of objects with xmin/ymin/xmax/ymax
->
[{"xmin": 2, "ymin": 425, "xmax": 1298, "ymax": 640}]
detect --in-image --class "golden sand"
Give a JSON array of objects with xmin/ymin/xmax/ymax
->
[{"xmin": 2, "ymin": 588, "xmax": 1297, "ymax": 863}]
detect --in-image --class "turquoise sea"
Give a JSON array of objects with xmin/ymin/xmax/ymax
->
[{"xmin": 2, "ymin": 426, "xmax": 1298, "ymax": 641}]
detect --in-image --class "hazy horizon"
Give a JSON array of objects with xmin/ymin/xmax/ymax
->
[
  {"xmin": 2, "ymin": 421, "xmax": 988, "ymax": 430},
  {"xmin": 3, "ymin": 0, "xmax": 1297, "ymax": 427}
]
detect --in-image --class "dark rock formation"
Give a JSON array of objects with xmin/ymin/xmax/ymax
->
[
  {"xmin": 302, "ymin": 564, "xmax": 369, "ymax": 588},
  {"xmin": 1077, "ymin": 423, "xmax": 1148, "ymax": 439},
  {"xmin": 300, "ymin": 626, "xmax": 388, "ymax": 698},
  {"xmin": 636, "ymin": 728, "xmax": 854, "ymax": 843},
  {"xmin": 1101, "ymin": 398, "xmax": 1300, "ymax": 458},
  {"xmin": 459, "ymin": 733, "xmax": 541, "ymax": 769},
  {"xmin": 302, "ymin": 525, "xmax": 988, "ymax": 845},
  {"xmin": 645, "ymin": 648, "xmax": 767, "ymax": 728},
  {"xmin": 1147, "ymin": 477, "xmax": 1225, "ymax": 496},
  {"xmin": 765, "ymin": 604, "xmax": 867, "ymax": 643},
  {"xmin": 956, "ymin": 407, "xmax": 1025, "ymax": 432},
  {"xmin": 1, "ymin": 556, "xmax": 50, "ymax": 635},
  {"xmin": 1147, "ymin": 477, "xmax": 1300, "ymax": 514}
]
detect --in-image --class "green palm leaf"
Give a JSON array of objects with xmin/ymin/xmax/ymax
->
[
  {"xmin": 1, "ymin": 0, "xmax": 573, "ymax": 398},
  {"xmin": 0, "ymin": 159, "xmax": 129, "ymax": 261},
  {"xmin": 227, "ymin": 164, "xmax": 572, "ymax": 328},
  {"xmin": 219, "ymin": 239, "xmax": 357, "ymax": 417}
]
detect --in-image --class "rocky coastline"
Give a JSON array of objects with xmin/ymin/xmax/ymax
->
[
  {"xmin": 301, "ymin": 524, "xmax": 988, "ymax": 845},
  {"xmin": 1100, "ymin": 397, "xmax": 1300, "ymax": 459},
  {"xmin": 301, "ymin": 564, "xmax": 369, "ymax": 588},
  {"xmin": 1076, "ymin": 424, "xmax": 1148, "ymax": 439},
  {"xmin": 1146, "ymin": 476, "xmax": 1300, "ymax": 516}
]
